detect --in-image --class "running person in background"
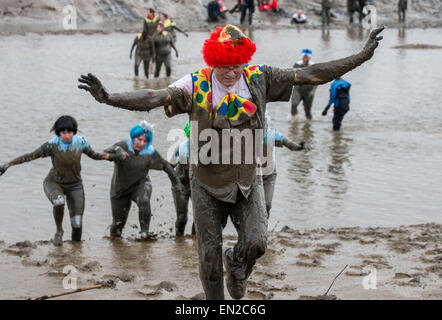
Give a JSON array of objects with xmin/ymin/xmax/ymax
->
[
  {"xmin": 398, "ymin": 0, "xmax": 407, "ymax": 23},
  {"xmin": 322, "ymin": 78, "xmax": 351, "ymax": 131},
  {"xmin": 153, "ymin": 23, "xmax": 179, "ymax": 78},
  {"xmin": 322, "ymin": 0, "xmax": 335, "ymax": 26},
  {"xmin": 240, "ymin": 0, "xmax": 255, "ymax": 25},
  {"xmin": 0, "ymin": 116, "xmax": 114, "ymax": 246},
  {"xmin": 262, "ymin": 112, "xmax": 308, "ymax": 217},
  {"xmin": 159, "ymin": 13, "xmax": 189, "ymax": 43},
  {"xmin": 290, "ymin": 49, "xmax": 317, "ymax": 121},
  {"xmin": 130, "ymin": 31, "xmax": 155, "ymax": 78},
  {"xmin": 171, "ymin": 121, "xmax": 195, "ymax": 236},
  {"xmin": 104, "ymin": 121, "xmax": 182, "ymax": 239}
]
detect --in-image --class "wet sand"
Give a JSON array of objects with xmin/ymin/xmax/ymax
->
[
  {"xmin": 1, "ymin": 223, "xmax": 440, "ymax": 300},
  {"xmin": 1, "ymin": 0, "xmax": 441, "ymax": 36}
]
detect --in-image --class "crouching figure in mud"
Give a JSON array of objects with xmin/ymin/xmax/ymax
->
[
  {"xmin": 78, "ymin": 24, "xmax": 384, "ymax": 299},
  {"xmin": 0, "ymin": 116, "xmax": 114, "ymax": 246},
  {"xmin": 104, "ymin": 121, "xmax": 182, "ymax": 239}
]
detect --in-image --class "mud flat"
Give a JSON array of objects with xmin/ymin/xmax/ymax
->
[
  {"xmin": 0, "ymin": 223, "xmax": 440, "ymax": 300},
  {"xmin": 1, "ymin": 0, "xmax": 441, "ymax": 36}
]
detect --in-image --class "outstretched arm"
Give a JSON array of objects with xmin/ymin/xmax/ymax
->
[
  {"xmin": 0, "ymin": 143, "xmax": 52, "ymax": 176},
  {"xmin": 78, "ymin": 73, "xmax": 182, "ymax": 112},
  {"xmin": 150, "ymin": 151, "xmax": 183, "ymax": 191},
  {"xmin": 83, "ymin": 144, "xmax": 114, "ymax": 161},
  {"xmin": 282, "ymin": 138, "xmax": 309, "ymax": 151},
  {"xmin": 172, "ymin": 25, "xmax": 189, "ymax": 37},
  {"xmin": 294, "ymin": 27, "xmax": 384, "ymax": 86}
]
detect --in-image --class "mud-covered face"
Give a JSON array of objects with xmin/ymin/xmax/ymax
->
[
  {"xmin": 157, "ymin": 24, "xmax": 164, "ymax": 33},
  {"xmin": 60, "ymin": 130, "xmax": 74, "ymax": 143},
  {"xmin": 302, "ymin": 54, "xmax": 310, "ymax": 66},
  {"xmin": 133, "ymin": 135, "xmax": 148, "ymax": 151},
  {"xmin": 213, "ymin": 64, "xmax": 244, "ymax": 87}
]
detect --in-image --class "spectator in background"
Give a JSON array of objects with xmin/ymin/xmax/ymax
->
[{"xmin": 291, "ymin": 9, "xmax": 307, "ymax": 24}]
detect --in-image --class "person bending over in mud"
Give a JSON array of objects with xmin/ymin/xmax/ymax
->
[
  {"xmin": 290, "ymin": 48, "xmax": 317, "ymax": 121},
  {"xmin": 262, "ymin": 112, "xmax": 308, "ymax": 217},
  {"xmin": 152, "ymin": 23, "xmax": 179, "ymax": 78},
  {"xmin": 104, "ymin": 121, "xmax": 182, "ymax": 240},
  {"xmin": 171, "ymin": 121, "xmax": 195, "ymax": 237},
  {"xmin": 78, "ymin": 24, "xmax": 384, "ymax": 300},
  {"xmin": 0, "ymin": 115, "xmax": 114, "ymax": 246},
  {"xmin": 322, "ymin": 77, "xmax": 352, "ymax": 131},
  {"xmin": 130, "ymin": 31, "xmax": 155, "ymax": 78}
]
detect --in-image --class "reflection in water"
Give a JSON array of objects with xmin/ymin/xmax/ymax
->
[
  {"xmin": 321, "ymin": 27, "xmax": 330, "ymax": 43},
  {"xmin": 246, "ymin": 26, "xmax": 254, "ymax": 41},
  {"xmin": 327, "ymin": 132, "xmax": 351, "ymax": 198},
  {"xmin": 287, "ymin": 121, "xmax": 314, "ymax": 192},
  {"xmin": 397, "ymin": 26, "xmax": 406, "ymax": 41},
  {"xmin": 133, "ymin": 77, "xmax": 172, "ymax": 90},
  {"xmin": 346, "ymin": 25, "xmax": 368, "ymax": 41}
]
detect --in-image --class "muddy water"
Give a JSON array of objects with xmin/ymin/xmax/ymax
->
[{"xmin": 0, "ymin": 27, "xmax": 441, "ymax": 299}]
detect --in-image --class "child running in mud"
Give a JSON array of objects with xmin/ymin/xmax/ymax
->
[
  {"xmin": 262, "ymin": 112, "xmax": 308, "ymax": 217},
  {"xmin": 104, "ymin": 121, "xmax": 182, "ymax": 239},
  {"xmin": 0, "ymin": 115, "xmax": 114, "ymax": 246}
]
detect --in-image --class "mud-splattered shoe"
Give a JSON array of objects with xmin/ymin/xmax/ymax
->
[
  {"xmin": 71, "ymin": 227, "xmax": 82, "ymax": 242},
  {"xmin": 53, "ymin": 231, "xmax": 63, "ymax": 246},
  {"xmin": 223, "ymin": 248, "xmax": 246, "ymax": 300}
]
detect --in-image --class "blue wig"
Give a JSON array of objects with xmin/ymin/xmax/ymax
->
[{"xmin": 130, "ymin": 123, "xmax": 153, "ymax": 149}]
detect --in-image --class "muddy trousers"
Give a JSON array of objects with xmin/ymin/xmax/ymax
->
[
  {"xmin": 291, "ymin": 86, "xmax": 316, "ymax": 119},
  {"xmin": 110, "ymin": 180, "xmax": 152, "ymax": 237},
  {"xmin": 43, "ymin": 177, "xmax": 85, "ymax": 242},
  {"xmin": 134, "ymin": 55, "xmax": 150, "ymax": 78},
  {"xmin": 191, "ymin": 177, "xmax": 268, "ymax": 300},
  {"xmin": 332, "ymin": 99, "xmax": 350, "ymax": 131},
  {"xmin": 171, "ymin": 178, "xmax": 195, "ymax": 236},
  {"xmin": 322, "ymin": 6, "xmax": 331, "ymax": 26},
  {"xmin": 240, "ymin": 5, "xmax": 254, "ymax": 25},
  {"xmin": 154, "ymin": 53, "xmax": 172, "ymax": 77},
  {"xmin": 262, "ymin": 169, "xmax": 277, "ymax": 218}
]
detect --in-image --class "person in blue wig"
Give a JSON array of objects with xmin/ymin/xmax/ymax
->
[
  {"xmin": 290, "ymin": 48, "xmax": 317, "ymax": 121},
  {"xmin": 171, "ymin": 120, "xmax": 195, "ymax": 236},
  {"xmin": 322, "ymin": 78, "xmax": 351, "ymax": 131},
  {"xmin": 0, "ymin": 115, "xmax": 114, "ymax": 246},
  {"xmin": 104, "ymin": 120, "xmax": 182, "ymax": 239}
]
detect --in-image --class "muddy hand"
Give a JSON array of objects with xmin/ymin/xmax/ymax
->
[
  {"xmin": 0, "ymin": 164, "xmax": 8, "ymax": 176},
  {"xmin": 299, "ymin": 142, "xmax": 310, "ymax": 151},
  {"xmin": 78, "ymin": 73, "xmax": 109, "ymax": 103},
  {"xmin": 364, "ymin": 26, "xmax": 384, "ymax": 52}
]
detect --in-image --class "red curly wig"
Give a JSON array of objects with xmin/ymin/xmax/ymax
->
[{"xmin": 202, "ymin": 24, "xmax": 256, "ymax": 68}]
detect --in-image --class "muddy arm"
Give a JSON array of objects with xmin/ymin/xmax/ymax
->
[
  {"xmin": 0, "ymin": 143, "xmax": 51, "ymax": 176},
  {"xmin": 294, "ymin": 27, "xmax": 384, "ymax": 85},
  {"xmin": 78, "ymin": 73, "xmax": 172, "ymax": 112},
  {"xmin": 83, "ymin": 145, "xmax": 114, "ymax": 161},
  {"xmin": 130, "ymin": 37, "xmax": 137, "ymax": 59},
  {"xmin": 282, "ymin": 138, "xmax": 308, "ymax": 151}
]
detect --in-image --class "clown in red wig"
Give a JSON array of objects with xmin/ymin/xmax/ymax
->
[{"xmin": 79, "ymin": 24, "xmax": 384, "ymax": 300}]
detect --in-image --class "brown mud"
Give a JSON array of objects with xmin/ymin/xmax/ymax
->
[
  {"xmin": 1, "ymin": 223, "xmax": 440, "ymax": 300},
  {"xmin": 1, "ymin": 0, "xmax": 441, "ymax": 36}
]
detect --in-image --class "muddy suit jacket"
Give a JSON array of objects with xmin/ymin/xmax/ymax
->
[
  {"xmin": 166, "ymin": 65, "xmax": 295, "ymax": 203},
  {"xmin": 153, "ymin": 32, "xmax": 173, "ymax": 58}
]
